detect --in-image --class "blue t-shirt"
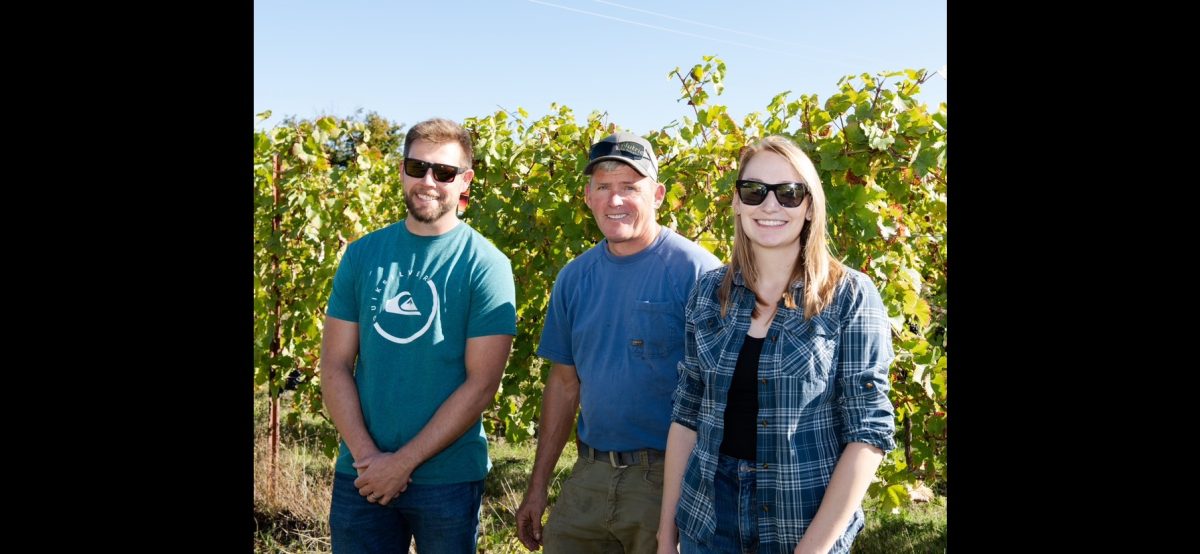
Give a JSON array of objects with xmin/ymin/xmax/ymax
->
[
  {"xmin": 326, "ymin": 220, "xmax": 516, "ymax": 483},
  {"xmin": 537, "ymin": 227, "xmax": 721, "ymax": 452}
]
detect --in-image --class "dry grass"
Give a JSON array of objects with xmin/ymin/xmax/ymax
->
[
  {"xmin": 253, "ymin": 391, "xmax": 943, "ymax": 553},
  {"xmin": 253, "ymin": 392, "xmax": 336, "ymax": 553},
  {"xmin": 252, "ymin": 387, "xmax": 575, "ymax": 553},
  {"xmin": 253, "ymin": 436, "xmax": 333, "ymax": 552}
]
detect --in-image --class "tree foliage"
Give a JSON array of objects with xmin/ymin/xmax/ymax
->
[{"xmin": 253, "ymin": 56, "xmax": 947, "ymax": 505}]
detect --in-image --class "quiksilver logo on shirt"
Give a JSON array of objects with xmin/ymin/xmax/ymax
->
[{"xmin": 370, "ymin": 267, "xmax": 439, "ymax": 344}]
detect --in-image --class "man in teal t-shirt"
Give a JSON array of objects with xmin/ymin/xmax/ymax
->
[{"xmin": 322, "ymin": 118, "xmax": 516, "ymax": 554}]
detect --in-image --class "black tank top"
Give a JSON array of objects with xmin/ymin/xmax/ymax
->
[{"xmin": 720, "ymin": 335, "xmax": 764, "ymax": 460}]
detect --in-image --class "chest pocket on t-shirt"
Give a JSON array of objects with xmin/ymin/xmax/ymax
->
[{"xmin": 630, "ymin": 301, "xmax": 682, "ymax": 360}]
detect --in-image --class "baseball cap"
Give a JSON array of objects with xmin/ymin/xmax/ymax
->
[{"xmin": 583, "ymin": 132, "xmax": 659, "ymax": 182}]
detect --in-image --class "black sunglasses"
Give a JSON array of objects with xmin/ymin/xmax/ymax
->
[
  {"xmin": 734, "ymin": 180, "xmax": 809, "ymax": 208},
  {"xmin": 589, "ymin": 140, "xmax": 648, "ymax": 162},
  {"xmin": 403, "ymin": 158, "xmax": 467, "ymax": 183}
]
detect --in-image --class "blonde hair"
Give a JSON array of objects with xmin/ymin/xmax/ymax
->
[{"xmin": 718, "ymin": 136, "xmax": 844, "ymax": 320}]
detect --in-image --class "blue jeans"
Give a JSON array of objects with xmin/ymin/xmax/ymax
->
[
  {"xmin": 329, "ymin": 471, "xmax": 483, "ymax": 554},
  {"xmin": 679, "ymin": 454, "xmax": 760, "ymax": 554}
]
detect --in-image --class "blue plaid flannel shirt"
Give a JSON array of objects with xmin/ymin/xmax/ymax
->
[{"xmin": 671, "ymin": 266, "xmax": 897, "ymax": 553}]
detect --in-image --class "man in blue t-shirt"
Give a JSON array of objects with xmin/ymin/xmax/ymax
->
[
  {"xmin": 321, "ymin": 118, "xmax": 516, "ymax": 554},
  {"xmin": 515, "ymin": 132, "xmax": 722, "ymax": 553}
]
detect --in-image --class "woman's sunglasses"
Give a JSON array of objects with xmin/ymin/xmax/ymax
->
[
  {"xmin": 403, "ymin": 158, "xmax": 468, "ymax": 183},
  {"xmin": 734, "ymin": 180, "xmax": 809, "ymax": 208}
]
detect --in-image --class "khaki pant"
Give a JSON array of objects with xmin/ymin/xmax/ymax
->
[{"xmin": 543, "ymin": 451, "xmax": 665, "ymax": 554}]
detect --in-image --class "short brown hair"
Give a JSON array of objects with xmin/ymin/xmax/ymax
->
[{"xmin": 403, "ymin": 118, "xmax": 474, "ymax": 167}]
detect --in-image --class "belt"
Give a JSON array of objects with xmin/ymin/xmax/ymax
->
[{"xmin": 578, "ymin": 442, "xmax": 664, "ymax": 468}]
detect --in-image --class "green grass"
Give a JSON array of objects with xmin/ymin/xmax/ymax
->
[
  {"xmin": 853, "ymin": 496, "xmax": 947, "ymax": 553},
  {"xmin": 476, "ymin": 440, "xmax": 576, "ymax": 553},
  {"xmin": 254, "ymin": 392, "xmax": 945, "ymax": 553}
]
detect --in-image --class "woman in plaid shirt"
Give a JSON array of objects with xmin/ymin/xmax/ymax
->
[{"xmin": 657, "ymin": 136, "xmax": 897, "ymax": 554}]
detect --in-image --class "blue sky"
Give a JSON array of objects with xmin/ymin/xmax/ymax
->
[{"xmin": 255, "ymin": 0, "xmax": 945, "ymax": 134}]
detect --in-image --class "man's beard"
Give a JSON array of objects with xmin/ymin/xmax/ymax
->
[{"xmin": 406, "ymin": 190, "xmax": 453, "ymax": 224}]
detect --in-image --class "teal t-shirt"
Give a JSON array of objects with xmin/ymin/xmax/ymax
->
[{"xmin": 326, "ymin": 220, "xmax": 516, "ymax": 483}]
